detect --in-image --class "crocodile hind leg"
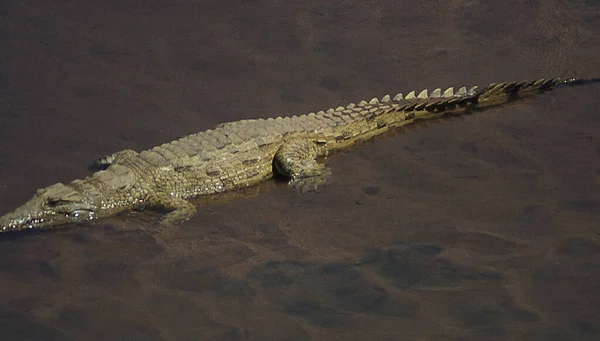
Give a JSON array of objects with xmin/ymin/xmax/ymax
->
[{"xmin": 273, "ymin": 140, "xmax": 331, "ymax": 192}]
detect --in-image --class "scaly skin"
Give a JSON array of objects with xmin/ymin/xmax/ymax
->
[{"xmin": 1, "ymin": 77, "xmax": 597, "ymax": 232}]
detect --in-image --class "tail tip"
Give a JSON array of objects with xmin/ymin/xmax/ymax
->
[{"xmin": 561, "ymin": 77, "xmax": 600, "ymax": 86}]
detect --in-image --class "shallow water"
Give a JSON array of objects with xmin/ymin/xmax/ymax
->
[{"xmin": 1, "ymin": 1, "xmax": 599, "ymax": 340}]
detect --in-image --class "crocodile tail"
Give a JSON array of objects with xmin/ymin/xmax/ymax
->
[
  {"xmin": 475, "ymin": 77, "xmax": 600, "ymax": 108},
  {"xmin": 561, "ymin": 77, "xmax": 600, "ymax": 86}
]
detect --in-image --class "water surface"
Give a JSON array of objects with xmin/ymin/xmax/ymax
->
[{"xmin": 0, "ymin": 1, "xmax": 599, "ymax": 340}]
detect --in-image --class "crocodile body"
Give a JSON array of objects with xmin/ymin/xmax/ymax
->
[{"xmin": 1, "ymin": 77, "xmax": 597, "ymax": 232}]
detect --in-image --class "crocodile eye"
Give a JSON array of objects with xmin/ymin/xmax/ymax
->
[
  {"xmin": 48, "ymin": 199, "xmax": 69, "ymax": 207},
  {"xmin": 69, "ymin": 210, "xmax": 89, "ymax": 220}
]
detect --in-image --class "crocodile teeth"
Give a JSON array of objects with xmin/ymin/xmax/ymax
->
[
  {"xmin": 467, "ymin": 86, "xmax": 478, "ymax": 95},
  {"xmin": 443, "ymin": 87, "xmax": 454, "ymax": 97},
  {"xmin": 393, "ymin": 93, "xmax": 403, "ymax": 101},
  {"xmin": 380, "ymin": 94, "xmax": 391, "ymax": 103},
  {"xmin": 405, "ymin": 91, "xmax": 416, "ymax": 100},
  {"xmin": 456, "ymin": 87, "xmax": 467, "ymax": 96},
  {"xmin": 417, "ymin": 89, "xmax": 428, "ymax": 99},
  {"xmin": 430, "ymin": 88, "xmax": 442, "ymax": 98},
  {"xmin": 369, "ymin": 97, "xmax": 380, "ymax": 105}
]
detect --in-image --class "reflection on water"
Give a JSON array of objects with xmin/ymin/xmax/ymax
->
[{"xmin": 0, "ymin": 0, "xmax": 599, "ymax": 340}]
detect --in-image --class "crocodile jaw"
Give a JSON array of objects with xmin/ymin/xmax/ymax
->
[{"xmin": 0, "ymin": 183, "xmax": 97, "ymax": 232}]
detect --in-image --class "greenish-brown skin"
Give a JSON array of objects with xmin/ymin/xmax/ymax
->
[{"xmin": 0, "ymin": 77, "xmax": 595, "ymax": 232}]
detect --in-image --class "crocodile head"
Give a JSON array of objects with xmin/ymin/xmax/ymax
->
[{"xmin": 0, "ymin": 183, "xmax": 97, "ymax": 233}]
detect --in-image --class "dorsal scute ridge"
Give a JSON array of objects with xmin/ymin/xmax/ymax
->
[
  {"xmin": 312, "ymin": 82, "xmax": 487, "ymax": 120},
  {"xmin": 443, "ymin": 87, "xmax": 454, "ymax": 97}
]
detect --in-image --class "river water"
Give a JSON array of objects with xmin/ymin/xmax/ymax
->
[{"xmin": 0, "ymin": 1, "xmax": 599, "ymax": 340}]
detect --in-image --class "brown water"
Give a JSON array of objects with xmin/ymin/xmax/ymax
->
[{"xmin": 1, "ymin": 1, "xmax": 599, "ymax": 340}]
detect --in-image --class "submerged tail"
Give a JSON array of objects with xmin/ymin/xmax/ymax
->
[
  {"xmin": 474, "ymin": 77, "xmax": 600, "ymax": 108},
  {"xmin": 561, "ymin": 77, "xmax": 600, "ymax": 86},
  {"xmin": 392, "ymin": 77, "xmax": 600, "ymax": 119}
]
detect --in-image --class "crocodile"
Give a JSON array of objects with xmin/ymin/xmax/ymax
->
[{"xmin": 1, "ymin": 77, "xmax": 598, "ymax": 233}]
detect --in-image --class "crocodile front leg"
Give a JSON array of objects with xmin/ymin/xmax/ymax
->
[
  {"xmin": 273, "ymin": 140, "xmax": 331, "ymax": 192},
  {"xmin": 153, "ymin": 194, "xmax": 197, "ymax": 226},
  {"xmin": 92, "ymin": 149, "xmax": 139, "ymax": 170}
]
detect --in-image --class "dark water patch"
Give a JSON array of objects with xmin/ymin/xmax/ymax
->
[
  {"xmin": 200, "ymin": 218, "xmax": 297, "ymax": 254},
  {"xmin": 360, "ymin": 244, "xmax": 505, "ymax": 289},
  {"xmin": 521, "ymin": 328, "xmax": 573, "ymax": 341},
  {"xmin": 53, "ymin": 298, "xmax": 164, "ymax": 341},
  {"xmin": 467, "ymin": 326, "xmax": 508, "ymax": 340},
  {"xmin": 458, "ymin": 140, "xmax": 479, "ymax": 154},
  {"xmin": 248, "ymin": 260, "xmax": 305, "ymax": 289},
  {"xmin": 515, "ymin": 204, "xmax": 545, "ymax": 223},
  {"xmin": 240, "ymin": 326, "xmax": 310, "ymax": 341},
  {"xmin": 63, "ymin": 315, "xmax": 162, "ymax": 341},
  {"xmin": 431, "ymin": 288, "xmax": 542, "ymax": 340},
  {"xmin": 74, "ymin": 83, "xmax": 121, "ymax": 99},
  {"xmin": 284, "ymin": 301, "xmax": 352, "ymax": 328},
  {"xmin": 457, "ymin": 2, "xmax": 539, "ymax": 39},
  {"xmin": 0, "ymin": 311, "xmax": 65, "ymax": 341},
  {"xmin": 432, "ymin": 231, "xmax": 519, "ymax": 256},
  {"xmin": 0, "ymin": 238, "xmax": 62, "ymax": 282},
  {"xmin": 526, "ymin": 262, "xmax": 600, "ymax": 322},
  {"xmin": 250, "ymin": 221, "xmax": 294, "ymax": 248},
  {"xmin": 64, "ymin": 224, "xmax": 166, "ymax": 258},
  {"xmin": 280, "ymin": 83, "xmax": 304, "ymax": 104},
  {"xmin": 215, "ymin": 327, "xmax": 250, "ymax": 341},
  {"xmin": 457, "ymin": 302, "xmax": 540, "ymax": 326},
  {"xmin": 143, "ymin": 292, "xmax": 205, "ymax": 319},
  {"xmin": 159, "ymin": 266, "xmax": 255, "ymax": 300},
  {"xmin": 35, "ymin": 259, "xmax": 58, "ymax": 278},
  {"xmin": 0, "ymin": 256, "xmax": 59, "ymax": 279},
  {"xmin": 250, "ymin": 260, "xmax": 389, "ymax": 313},
  {"xmin": 554, "ymin": 236, "xmax": 600, "ymax": 259},
  {"xmin": 248, "ymin": 259, "xmax": 418, "ymax": 323},
  {"xmin": 362, "ymin": 185, "xmax": 380, "ymax": 195},
  {"xmin": 571, "ymin": 319, "xmax": 600, "ymax": 340},
  {"xmin": 81, "ymin": 259, "xmax": 136, "ymax": 287},
  {"xmin": 318, "ymin": 76, "xmax": 341, "ymax": 91},
  {"xmin": 122, "ymin": 291, "xmax": 257, "ymax": 341},
  {"xmin": 560, "ymin": 199, "xmax": 598, "ymax": 214}
]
